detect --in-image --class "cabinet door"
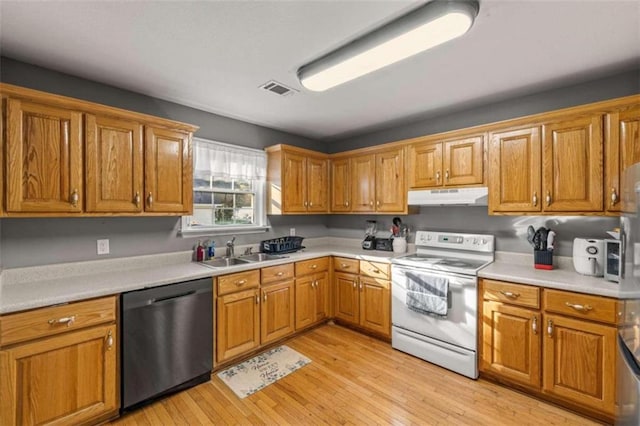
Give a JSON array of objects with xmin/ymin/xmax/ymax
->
[
  {"xmin": 542, "ymin": 116, "xmax": 603, "ymax": 212},
  {"xmin": 6, "ymin": 98, "xmax": 83, "ymax": 213},
  {"xmin": 307, "ymin": 157, "xmax": 328, "ymax": 212},
  {"xmin": 216, "ymin": 289, "xmax": 260, "ymax": 363},
  {"xmin": 359, "ymin": 277, "xmax": 390, "ymax": 337},
  {"xmin": 330, "ymin": 158, "xmax": 351, "ymax": 212},
  {"xmin": 488, "ymin": 127, "xmax": 542, "ymax": 213},
  {"xmin": 334, "ymin": 272, "xmax": 359, "ymax": 325},
  {"xmin": 86, "ymin": 114, "xmax": 144, "ymax": 212},
  {"xmin": 261, "ymin": 280, "xmax": 295, "ymax": 345},
  {"xmin": 314, "ymin": 271, "xmax": 330, "ymax": 322},
  {"xmin": 0, "ymin": 324, "xmax": 117, "ymax": 426},
  {"xmin": 375, "ymin": 147, "xmax": 405, "ymax": 212},
  {"xmin": 480, "ymin": 301, "xmax": 541, "ymax": 388},
  {"xmin": 443, "ymin": 135, "xmax": 484, "ymax": 186},
  {"xmin": 351, "ymin": 154, "xmax": 376, "ymax": 212},
  {"xmin": 144, "ymin": 127, "xmax": 192, "ymax": 213},
  {"xmin": 281, "ymin": 151, "xmax": 307, "ymax": 213},
  {"xmin": 408, "ymin": 141, "xmax": 442, "ymax": 188},
  {"xmin": 606, "ymin": 105, "xmax": 640, "ymax": 213},
  {"xmin": 542, "ymin": 313, "xmax": 616, "ymax": 416},
  {"xmin": 295, "ymin": 276, "xmax": 315, "ymax": 330}
]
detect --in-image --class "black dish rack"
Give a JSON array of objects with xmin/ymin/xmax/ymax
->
[{"xmin": 260, "ymin": 236, "xmax": 305, "ymax": 254}]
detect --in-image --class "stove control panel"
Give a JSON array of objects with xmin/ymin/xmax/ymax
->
[{"xmin": 415, "ymin": 231, "xmax": 495, "ymax": 252}]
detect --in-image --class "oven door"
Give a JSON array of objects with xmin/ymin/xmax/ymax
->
[{"xmin": 391, "ymin": 264, "xmax": 477, "ymax": 351}]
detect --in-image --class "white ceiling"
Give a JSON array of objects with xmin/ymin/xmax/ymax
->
[{"xmin": 1, "ymin": 1, "xmax": 639, "ymax": 141}]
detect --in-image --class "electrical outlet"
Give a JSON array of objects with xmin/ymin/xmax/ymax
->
[
  {"xmin": 290, "ymin": 228, "xmax": 296, "ymax": 236},
  {"xmin": 97, "ymin": 239, "xmax": 110, "ymax": 255}
]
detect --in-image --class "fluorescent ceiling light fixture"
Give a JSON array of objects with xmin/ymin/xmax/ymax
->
[{"xmin": 298, "ymin": 0, "xmax": 479, "ymax": 92}]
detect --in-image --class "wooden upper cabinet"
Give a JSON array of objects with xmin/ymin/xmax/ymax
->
[
  {"xmin": 307, "ymin": 156, "xmax": 328, "ymax": 212},
  {"xmin": 350, "ymin": 153, "xmax": 376, "ymax": 212},
  {"xmin": 606, "ymin": 104, "xmax": 640, "ymax": 213},
  {"xmin": 408, "ymin": 141, "xmax": 442, "ymax": 188},
  {"xmin": 349, "ymin": 147, "xmax": 405, "ymax": 213},
  {"xmin": 542, "ymin": 115, "xmax": 603, "ymax": 212},
  {"xmin": 266, "ymin": 145, "xmax": 328, "ymax": 214},
  {"xmin": 2, "ymin": 84, "xmax": 198, "ymax": 217},
  {"xmin": 5, "ymin": 98, "xmax": 83, "ymax": 213},
  {"xmin": 85, "ymin": 114, "xmax": 144, "ymax": 213},
  {"xmin": 488, "ymin": 127, "xmax": 542, "ymax": 213},
  {"xmin": 282, "ymin": 151, "xmax": 307, "ymax": 213},
  {"xmin": 144, "ymin": 127, "xmax": 193, "ymax": 214},
  {"xmin": 443, "ymin": 135, "xmax": 484, "ymax": 186},
  {"xmin": 408, "ymin": 135, "xmax": 483, "ymax": 189},
  {"xmin": 375, "ymin": 147, "xmax": 405, "ymax": 212},
  {"xmin": 330, "ymin": 158, "xmax": 351, "ymax": 212}
]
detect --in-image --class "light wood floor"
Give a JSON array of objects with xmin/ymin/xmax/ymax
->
[{"xmin": 112, "ymin": 324, "xmax": 604, "ymax": 425}]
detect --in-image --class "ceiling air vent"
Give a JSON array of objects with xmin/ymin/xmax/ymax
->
[{"xmin": 259, "ymin": 80, "xmax": 297, "ymax": 97}]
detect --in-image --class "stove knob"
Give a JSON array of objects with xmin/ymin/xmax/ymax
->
[{"xmin": 481, "ymin": 239, "xmax": 487, "ymax": 245}]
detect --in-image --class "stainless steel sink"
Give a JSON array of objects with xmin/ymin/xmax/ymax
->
[
  {"xmin": 238, "ymin": 253, "xmax": 288, "ymax": 262},
  {"xmin": 200, "ymin": 257, "xmax": 252, "ymax": 268}
]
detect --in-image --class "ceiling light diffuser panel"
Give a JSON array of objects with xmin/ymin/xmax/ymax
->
[{"xmin": 298, "ymin": 0, "xmax": 480, "ymax": 92}]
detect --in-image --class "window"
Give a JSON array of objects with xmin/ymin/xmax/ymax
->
[{"xmin": 181, "ymin": 138, "xmax": 268, "ymax": 235}]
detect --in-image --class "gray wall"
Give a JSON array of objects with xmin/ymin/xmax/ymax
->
[
  {"xmin": 0, "ymin": 57, "xmax": 323, "ymax": 152},
  {"xmin": 1, "ymin": 216, "xmax": 329, "ymax": 268},
  {"xmin": 0, "ymin": 58, "xmax": 633, "ymax": 268},
  {"xmin": 328, "ymin": 209, "xmax": 619, "ymax": 258},
  {"xmin": 328, "ymin": 68, "xmax": 640, "ymax": 152}
]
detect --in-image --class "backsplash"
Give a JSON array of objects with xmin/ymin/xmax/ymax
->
[
  {"xmin": 327, "ymin": 207, "xmax": 620, "ymax": 257},
  {"xmin": 0, "ymin": 209, "xmax": 618, "ymax": 268}
]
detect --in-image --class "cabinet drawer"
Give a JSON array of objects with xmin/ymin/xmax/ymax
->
[
  {"xmin": 359, "ymin": 260, "xmax": 390, "ymax": 280},
  {"xmin": 295, "ymin": 257, "xmax": 330, "ymax": 276},
  {"xmin": 261, "ymin": 263, "xmax": 295, "ymax": 285},
  {"xmin": 333, "ymin": 257, "xmax": 359, "ymax": 273},
  {"xmin": 0, "ymin": 296, "xmax": 117, "ymax": 347},
  {"xmin": 217, "ymin": 270, "xmax": 260, "ymax": 296},
  {"xmin": 543, "ymin": 289, "xmax": 618, "ymax": 324},
  {"xmin": 482, "ymin": 279, "xmax": 540, "ymax": 309}
]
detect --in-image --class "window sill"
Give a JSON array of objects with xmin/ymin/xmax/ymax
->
[{"xmin": 178, "ymin": 226, "xmax": 270, "ymax": 238}]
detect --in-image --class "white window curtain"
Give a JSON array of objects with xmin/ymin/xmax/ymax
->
[{"xmin": 194, "ymin": 138, "xmax": 266, "ymax": 179}]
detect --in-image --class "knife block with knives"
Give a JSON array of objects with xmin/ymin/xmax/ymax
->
[{"xmin": 527, "ymin": 226, "xmax": 555, "ymax": 270}]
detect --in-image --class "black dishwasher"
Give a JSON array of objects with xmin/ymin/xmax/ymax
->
[{"xmin": 121, "ymin": 277, "xmax": 212, "ymax": 411}]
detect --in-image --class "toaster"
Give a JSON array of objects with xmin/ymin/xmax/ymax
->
[{"xmin": 375, "ymin": 238, "xmax": 393, "ymax": 251}]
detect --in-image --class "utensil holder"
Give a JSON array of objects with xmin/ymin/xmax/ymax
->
[{"xmin": 534, "ymin": 249, "xmax": 553, "ymax": 270}]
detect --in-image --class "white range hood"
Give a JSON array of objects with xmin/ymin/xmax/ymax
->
[{"xmin": 407, "ymin": 187, "xmax": 488, "ymax": 206}]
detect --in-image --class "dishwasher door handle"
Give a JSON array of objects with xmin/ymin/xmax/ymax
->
[{"xmin": 150, "ymin": 290, "xmax": 196, "ymax": 304}]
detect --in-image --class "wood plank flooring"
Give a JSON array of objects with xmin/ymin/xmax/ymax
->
[{"xmin": 111, "ymin": 324, "xmax": 604, "ymax": 425}]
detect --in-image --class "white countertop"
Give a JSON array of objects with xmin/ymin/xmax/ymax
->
[
  {"xmin": 0, "ymin": 238, "xmax": 405, "ymax": 314},
  {"xmin": 478, "ymin": 252, "xmax": 634, "ymax": 299},
  {"xmin": 2, "ymin": 239, "xmax": 637, "ymax": 315}
]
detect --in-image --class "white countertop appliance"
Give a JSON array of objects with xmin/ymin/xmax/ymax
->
[
  {"xmin": 391, "ymin": 230, "xmax": 495, "ymax": 379},
  {"xmin": 572, "ymin": 238, "xmax": 605, "ymax": 276}
]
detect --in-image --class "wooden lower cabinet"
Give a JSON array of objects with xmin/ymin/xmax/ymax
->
[
  {"xmin": 216, "ymin": 288, "xmax": 261, "ymax": 363},
  {"xmin": 0, "ymin": 324, "xmax": 117, "ymax": 426},
  {"xmin": 295, "ymin": 272, "xmax": 329, "ymax": 330},
  {"xmin": 481, "ymin": 300, "xmax": 541, "ymax": 388},
  {"xmin": 359, "ymin": 276, "xmax": 390, "ymax": 336},
  {"xmin": 334, "ymin": 262, "xmax": 391, "ymax": 338},
  {"xmin": 479, "ymin": 279, "xmax": 618, "ymax": 421},
  {"xmin": 261, "ymin": 279, "xmax": 295, "ymax": 344},
  {"xmin": 543, "ymin": 313, "xmax": 617, "ymax": 415},
  {"xmin": 334, "ymin": 271, "xmax": 360, "ymax": 325}
]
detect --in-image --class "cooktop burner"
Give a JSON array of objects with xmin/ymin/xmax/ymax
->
[{"xmin": 392, "ymin": 231, "xmax": 495, "ymax": 275}]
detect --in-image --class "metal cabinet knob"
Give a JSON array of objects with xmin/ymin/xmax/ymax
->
[
  {"xmin": 106, "ymin": 330, "xmax": 113, "ymax": 350},
  {"xmin": 147, "ymin": 192, "xmax": 154, "ymax": 206},
  {"xmin": 611, "ymin": 188, "xmax": 618, "ymax": 206},
  {"xmin": 436, "ymin": 171, "xmax": 441, "ymax": 182},
  {"xmin": 134, "ymin": 191, "xmax": 141, "ymax": 207},
  {"xmin": 71, "ymin": 189, "xmax": 79, "ymax": 207},
  {"xmin": 565, "ymin": 302, "xmax": 593, "ymax": 312},
  {"xmin": 532, "ymin": 317, "xmax": 538, "ymax": 335},
  {"xmin": 547, "ymin": 319, "xmax": 553, "ymax": 337},
  {"xmin": 546, "ymin": 191, "xmax": 552, "ymax": 206},
  {"xmin": 532, "ymin": 192, "xmax": 538, "ymax": 207},
  {"xmin": 445, "ymin": 170, "xmax": 450, "ymax": 181},
  {"xmin": 48, "ymin": 315, "xmax": 76, "ymax": 327}
]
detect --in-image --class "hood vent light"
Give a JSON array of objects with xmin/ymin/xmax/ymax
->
[{"xmin": 260, "ymin": 80, "xmax": 298, "ymax": 97}]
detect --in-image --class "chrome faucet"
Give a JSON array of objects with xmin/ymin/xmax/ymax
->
[{"xmin": 226, "ymin": 236, "xmax": 236, "ymax": 258}]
